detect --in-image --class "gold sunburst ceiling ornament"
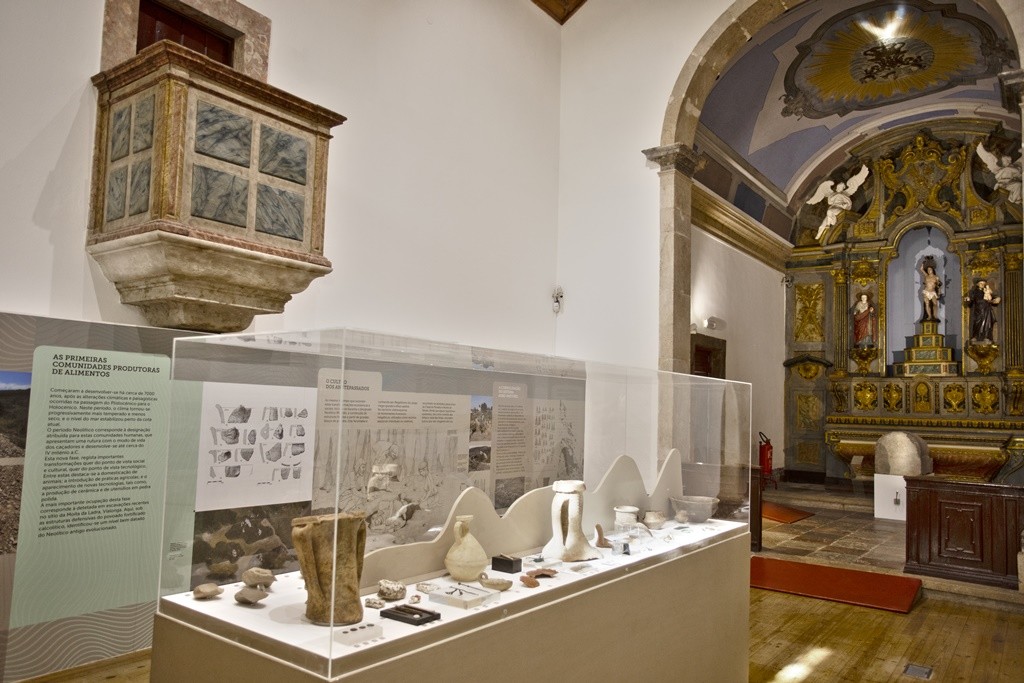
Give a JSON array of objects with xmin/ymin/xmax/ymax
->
[{"xmin": 782, "ymin": 0, "xmax": 1016, "ymax": 119}]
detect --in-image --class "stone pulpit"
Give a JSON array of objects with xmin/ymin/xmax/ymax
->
[{"xmin": 87, "ymin": 41, "xmax": 346, "ymax": 332}]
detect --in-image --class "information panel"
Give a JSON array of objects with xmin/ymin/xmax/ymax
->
[{"xmin": 10, "ymin": 346, "xmax": 169, "ymax": 627}]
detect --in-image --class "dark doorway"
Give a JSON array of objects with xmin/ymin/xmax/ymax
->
[
  {"xmin": 137, "ymin": 0, "xmax": 235, "ymax": 66},
  {"xmin": 690, "ymin": 333, "xmax": 726, "ymax": 378}
]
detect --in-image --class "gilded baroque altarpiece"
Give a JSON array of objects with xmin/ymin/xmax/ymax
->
[{"xmin": 784, "ymin": 126, "xmax": 1024, "ymax": 484}]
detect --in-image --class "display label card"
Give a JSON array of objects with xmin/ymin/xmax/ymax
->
[
  {"xmin": 314, "ymin": 368, "xmax": 471, "ymax": 551},
  {"xmin": 193, "ymin": 382, "xmax": 316, "ymax": 512}
]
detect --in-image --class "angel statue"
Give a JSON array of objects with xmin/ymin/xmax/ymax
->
[
  {"xmin": 976, "ymin": 142, "xmax": 1022, "ymax": 205},
  {"xmin": 806, "ymin": 164, "xmax": 870, "ymax": 240}
]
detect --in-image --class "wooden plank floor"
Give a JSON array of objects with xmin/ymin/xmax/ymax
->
[
  {"xmin": 750, "ymin": 588, "xmax": 1024, "ymax": 682},
  {"xmin": 21, "ymin": 650, "xmax": 150, "ymax": 683},
  {"xmin": 26, "ymin": 589, "xmax": 1024, "ymax": 682}
]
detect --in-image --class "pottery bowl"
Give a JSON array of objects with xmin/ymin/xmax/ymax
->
[
  {"xmin": 642, "ymin": 510, "xmax": 667, "ymax": 530},
  {"xmin": 670, "ymin": 496, "xmax": 719, "ymax": 523}
]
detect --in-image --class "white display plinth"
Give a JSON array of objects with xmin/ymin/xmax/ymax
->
[
  {"xmin": 874, "ymin": 473, "xmax": 907, "ymax": 521},
  {"xmin": 158, "ymin": 519, "xmax": 744, "ymax": 669},
  {"xmin": 152, "ymin": 529, "xmax": 750, "ymax": 682}
]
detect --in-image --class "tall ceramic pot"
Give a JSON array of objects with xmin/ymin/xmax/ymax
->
[
  {"xmin": 542, "ymin": 480, "xmax": 601, "ymax": 561},
  {"xmin": 444, "ymin": 514, "xmax": 489, "ymax": 581},
  {"xmin": 292, "ymin": 511, "xmax": 366, "ymax": 625}
]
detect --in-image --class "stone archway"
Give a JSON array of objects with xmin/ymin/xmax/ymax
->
[{"xmin": 644, "ymin": 0, "xmax": 811, "ymax": 372}]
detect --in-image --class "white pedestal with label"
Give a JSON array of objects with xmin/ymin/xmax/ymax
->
[{"xmin": 874, "ymin": 473, "xmax": 906, "ymax": 521}]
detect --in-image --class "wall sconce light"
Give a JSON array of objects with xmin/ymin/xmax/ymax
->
[
  {"xmin": 703, "ymin": 316, "xmax": 724, "ymax": 330},
  {"xmin": 552, "ymin": 286, "xmax": 565, "ymax": 314}
]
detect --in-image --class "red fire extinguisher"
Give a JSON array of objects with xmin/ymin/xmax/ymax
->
[{"xmin": 759, "ymin": 432, "xmax": 777, "ymax": 490}]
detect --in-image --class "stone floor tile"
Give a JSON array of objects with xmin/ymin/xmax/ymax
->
[
  {"xmin": 770, "ymin": 545, "xmax": 815, "ymax": 557},
  {"xmin": 813, "ymin": 545, "xmax": 864, "ymax": 556},
  {"xmin": 776, "ymin": 539, "xmax": 828, "ymax": 551},
  {"xmin": 794, "ymin": 531, "xmax": 847, "ymax": 543},
  {"xmin": 829, "ymin": 538, "xmax": 876, "ymax": 550},
  {"xmin": 759, "ymin": 502, "xmax": 910, "ymax": 573},
  {"xmin": 809, "ymin": 550, "xmax": 870, "ymax": 564}
]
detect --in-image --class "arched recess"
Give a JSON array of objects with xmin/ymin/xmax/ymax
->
[
  {"xmin": 646, "ymin": 0, "xmax": 1024, "ymax": 372},
  {"xmin": 883, "ymin": 218, "xmax": 964, "ymax": 366}
]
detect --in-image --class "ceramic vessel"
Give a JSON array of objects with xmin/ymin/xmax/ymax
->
[
  {"xmin": 542, "ymin": 480, "xmax": 601, "ymax": 561},
  {"xmin": 643, "ymin": 510, "xmax": 667, "ymax": 529},
  {"xmin": 670, "ymin": 496, "xmax": 719, "ymax": 523},
  {"xmin": 613, "ymin": 505, "xmax": 639, "ymax": 525},
  {"xmin": 671, "ymin": 502, "xmax": 689, "ymax": 523},
  {"xmin": 292, "ymin": 511, "xmax": 366, "ymax": 625},
  {"xmin": 444, "ymin": 514, "xmax": 489, "ymax": 581}
]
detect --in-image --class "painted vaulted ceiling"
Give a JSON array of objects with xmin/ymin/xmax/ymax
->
[{"xmin": 698, "ymin": 0, "xmax": 1020, "ymax": 207}]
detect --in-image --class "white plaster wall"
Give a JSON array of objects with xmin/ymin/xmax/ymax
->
[
  {"xmin": 553, "ymin": 0, "xmax": 727, "ymax": 369},
  {"xmin": 691, "ymin": 229, "xmax": 786, "ymax": 453},
  {"xmin": 0, "ymin": 1, "xmax": 141, "ymax": 325},
  {"xmin": 0, "ymin": 0, "xmax": 562, "ymax": 354},
  {"xmin": 554, "ymin": 0, "xmax": 786, "ymax": 452},
  {"xmin": 244, "ymin": 0, "xmax": 563, "ymax": 353}
]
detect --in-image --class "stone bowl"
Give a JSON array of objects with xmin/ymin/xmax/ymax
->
[{"xmin": 670, "ymin": 496, "xmax": 719, "ymax": 523}]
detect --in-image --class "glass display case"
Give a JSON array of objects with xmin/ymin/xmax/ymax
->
[{"xmin": 154, "ymin": 328, "xmax": 752, "ymax": 682}]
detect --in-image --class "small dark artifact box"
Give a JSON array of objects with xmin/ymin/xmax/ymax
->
[
  {"xmin": 380, "ymin": 605, "xmax": 441, "ymax": 626},
  {"xmin": 491, "ymin": 554, "xmax": 522, "ymax": 573}
]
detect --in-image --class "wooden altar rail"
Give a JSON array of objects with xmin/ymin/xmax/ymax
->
[{"xmin": 905, "ymin": 475, "xmax": 1024, "ymax": 589}]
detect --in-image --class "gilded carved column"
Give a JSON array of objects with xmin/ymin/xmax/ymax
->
[
  {"xmin": 830, "ymin": 267, "xmax": 848, "ymax": 377},
  {"xmin": 1005, "ymin": 253, "xmax": 1023, "ymax": 372},
  {"xmin": 998, "ymin": 70, "xmax": 1024, "ymax": 396}
]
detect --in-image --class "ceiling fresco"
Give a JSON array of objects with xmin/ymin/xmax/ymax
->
[
  {"xmin": 783, "ymin": 0, "xmax": 1013, "ymax": 119},
  {"xmin": 699, "ymin": 0, "xmax": 1019, "ymax": 201}
]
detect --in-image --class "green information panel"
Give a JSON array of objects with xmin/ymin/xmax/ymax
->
[{"xmin": 10, "ymin": 347, "xmax": 170, "ymax": 627}]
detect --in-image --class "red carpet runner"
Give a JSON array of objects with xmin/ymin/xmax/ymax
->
[
  {"xmin": 751, "ymin": 556, "xmax": 922, "ymax": 613},
  {"xmin": 762, "ymin": 501, "xmax": 814, "ymax": 523}
]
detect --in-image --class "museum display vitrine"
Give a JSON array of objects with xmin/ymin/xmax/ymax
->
[{"xmin": 153, "ymin": 328, "xmax": 752, "ymax": 681}]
